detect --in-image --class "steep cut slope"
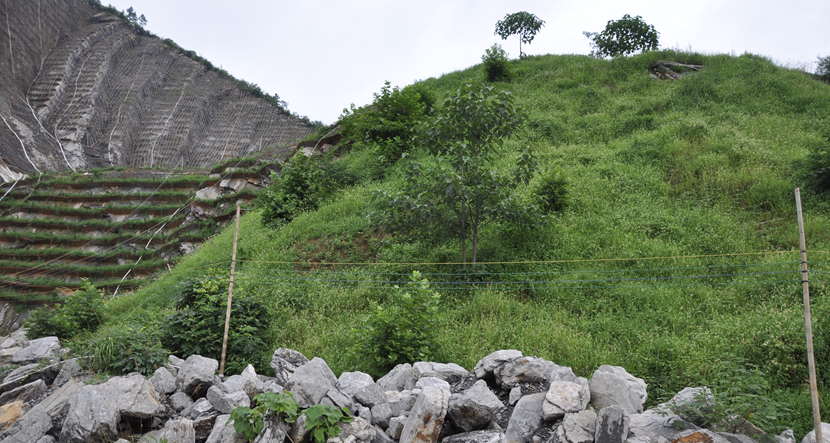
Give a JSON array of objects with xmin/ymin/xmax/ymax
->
[{"xmin": 0, "ymin": 0, "xmax": 315, "ymax": 179}]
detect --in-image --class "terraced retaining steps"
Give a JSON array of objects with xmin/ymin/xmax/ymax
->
[{"xmin": 0, "ymin": 166, "xmax": 273, "ymax": 303}]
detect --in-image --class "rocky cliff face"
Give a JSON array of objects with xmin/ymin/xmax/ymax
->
[{"xmin": 0, "ymin": 0, "xmax": 315, "ymax": 181}]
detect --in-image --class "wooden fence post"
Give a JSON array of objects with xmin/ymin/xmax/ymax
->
[
  {"xmin": 219, "ymin": 204, "xmax": 241, "ymax": 377},
  {"xmin": 796, "ymin": 188, "xmax": 823, "ymax": 442}
]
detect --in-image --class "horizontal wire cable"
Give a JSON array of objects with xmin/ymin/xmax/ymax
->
[
  {"xmin": 238, "ymin": 250, "xmax": 800, "ymax": 266},
  {"xmin": 233, "ymin": 270, "xmax": 798, "ymax": 286},
  {"xmin": 237, "ymin": 261, "xmax": 801, "ymax": 277}
]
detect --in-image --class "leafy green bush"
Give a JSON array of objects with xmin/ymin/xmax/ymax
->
[
  {"xmin": 84, "ymin": 322, "xmax": 168, "ymax": 376},
  {"xmin": 162, "ymin": 270, "xmax": 270, "ymax": 375},
  {"xmin": 535, "ymin": 166, "xmax": 569, "ymax": 213},
  {"xmin": 339, "ymin": 81, "xmax": 428, "ymax": 164},
  {"xmin": 25, "ymin": 279, "xmax": 105, "ymax": 340},
  {"xmin": 259, "ymin": 155, "xmax": 325, "ymax": 228},
  {"xmin": 805, "ymin": 130, "xmax": 830, "ymax": 192},
  {"xmin": 259, "ymin": 153, "xmax": 358, "ymax": 228},
  {"xmin": 352, "ymin": 271, "xmax": 443, "ymax": 377},
  {"xmin": 230, "ymin": 391, "xmax": 353, "ymax": 443},
  {"xmin": 584, "ymin": 14, "xmax": 659, "ymax": 58},
  {"xmin": 231, "ymin": 391, "xmax": 300, "ymax": 441},
  {"xmin": 482, "ymin": 44, "xmax": 512, "ymax": 82}
]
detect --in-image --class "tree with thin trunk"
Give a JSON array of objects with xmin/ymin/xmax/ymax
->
[
  {"xmin": 494, "ymin": 12, "xmax": 545, "ymax": 58},
  {"xmin": 372, "ymin": 82, "xmax": 543, "ymax": 266}
]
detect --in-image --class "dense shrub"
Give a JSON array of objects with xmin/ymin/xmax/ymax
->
[
  {"xmin": 482, "ymin": 44, "xmax": 512, "ymax": 82},
  {"xmin": 352, "ymin": 271, "xmax": 443, "ymax": 377},
  {"xmin": 84, "ymin": 322, "xmax": 168, "ymax": 376},
  {"xmin": 162, "ymin": 270, "xmax": 270, "ymax": 374},
  {"xmin": 259, "ymin": 153, "xmax": 357, "ymax": 228},
  {"xmin": 25, "ymin": 279, "xmax": 105, "ymax": 340},
  {"xmin": 535, "ymin": 166, "xmax": 569, "ymax": 213},
  {"xmin": 806, "ymin": 130, "xmax": 830, "ymax": 191},
  {"xmin": 339, "ymin": 81, "xmax": 429, "ymax": 164}
]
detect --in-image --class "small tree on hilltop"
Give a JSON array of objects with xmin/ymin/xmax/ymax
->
[
  {"xmin": 372, "ymin": 82, "xmax": 543, "ymax": 266},
  {"xmin": 817, "ymin": 54, "xmax": 830, "ymax": 83},
  {"xmin": 584, "ymin": 14, "xmax": 659, "ymax": 58},
  {"xmin": 495, "ymin": 12, "xmax": 545, "ymax": 58}
]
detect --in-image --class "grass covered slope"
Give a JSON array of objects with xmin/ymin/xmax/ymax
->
[{"xmin": 104, "ymin": 50, "xmax": 830, "ymax": 435}]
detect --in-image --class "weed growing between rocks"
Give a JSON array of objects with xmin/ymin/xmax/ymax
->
[
  {"xmin": 230, "ymin": 391, "xmax": 353, "ymax": 442},
  {"xmin": 351, "ymin": 271, "xmax": 443, "ymax": 378}
]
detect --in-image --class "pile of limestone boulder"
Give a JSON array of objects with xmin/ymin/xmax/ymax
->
[{"xmin": 0, "ymin": 332, "xmax": 817, "ymax": 443}]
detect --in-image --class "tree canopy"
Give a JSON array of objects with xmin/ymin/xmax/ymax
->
[
  {"xmin": 372, "ymin": 82, "xmax": 543, "ymax": 266},
  {"xmin": 584, "ymin": 14, "xmax": 659, "ymax": 58},
  {"xmin": 494, "ymin": 12, "xmax": 545, "ymax": 58}
]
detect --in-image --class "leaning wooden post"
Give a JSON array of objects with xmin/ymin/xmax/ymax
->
[
  {"xmin": 219, "ymin": 204, "xmax": 241, "ymax": 377},
  {"xmin": 796, "ymin": 188, "xmax": 823, "ymax": 441}
]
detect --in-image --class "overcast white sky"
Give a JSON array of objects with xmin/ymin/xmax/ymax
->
[{"xmin": 104, "ymin": 0, "xmax": 830, "ymax": 125}]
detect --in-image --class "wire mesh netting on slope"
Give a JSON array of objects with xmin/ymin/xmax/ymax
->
[{"xmin": 0, "ymin": 0, "xmax": 316, "ymax": 176}]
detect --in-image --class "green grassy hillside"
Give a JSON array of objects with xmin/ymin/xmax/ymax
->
[{"xmin": 93, "ymin": 50, "xmax": 830, "ymax": 436}]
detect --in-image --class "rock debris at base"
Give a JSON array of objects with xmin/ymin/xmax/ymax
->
[{"xmin": 0, "ymin": 333, "xmax": 811, "ymax": 443}]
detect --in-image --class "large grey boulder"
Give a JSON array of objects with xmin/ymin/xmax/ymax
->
[
  {"xmin": 374, "ymin": 425, "xmax": 395, "ymax": 443},
  {"xmin": 12, "ymin": 336, "xmax": 61, "ymax": 364},
  {"xmin": 182, "ymin": 398, "xmax": 217, "ymax": 420},
  {"xmin": 59, "ymin": 385, "xmax": 121, "ymax": 442},
  {"xmin": 801, "ymin": 423, "xmax": 830, "ymax": 443},
  {"xmin": 150, "ymin": 367, "xmax": 178, "ymax": 395},
  {"xmin": 371, "ymin": 402, "xmax": 393, "ymax": 428},
  {"xmin": 377, "ymin": 364, "xmax": 416, "ymax": 392},
  {"xmin": 505, "ymin": 392, "xmax": 546, "ymax": 443},
  {"xmin": 0, "ymin": 378, "xmax": 47, "ymax": 405},
  {"xmin": 0, "ymin": 347, "xmax": 21, "ymax": 365},
  {"xmin": 207, "ymin": 385, "xmax": 251, "ymax": 414},
  {"xmin": 399, "ymin": 386, "xmax": 449, "ymax": 443},
  {"xmin": 139, "ymin": 418, "xmax": 196, "ymax": 443},
  {"xmin": 627, "ymin": 408, "xmax": 690, "ymax": 443},
  {"xmin": 328, "ymin": 417, "xmax": 375, "ymax": 443},
  {"xmin": 177, "ymin": 355, "xmax": 219, "ymax": 397},
  {"xmin": 354, "ymin": 383, "xmax": 387, "ymax": 408},
  {"xmin": 252, "ymin": 418, "xmax": 286, "ymax": 443},
  {"xmin": 448, "ymin": 380, "xmax": 506, "ymax": 432},
  {"xmin": 2, "ymin": 363, "xmax": 39, "ymax": 384},
  {"xmin": 386, "ymin": 390, "xmax": 418, "ymax": 416},
  {"xmin": 588, "ymin": 366, "xmax": 647, "ymax": 414},
  {"xmin": 53, "ymin": 359, "xmax": 85, "ymax": 387},
  {"xmin": 543, "ymin": 379, "xmax": 590, "ymax": 420},
  {"xmin": 40, "ymin": 379, "xmax": 80, "ymax": 419},
  {"xmin": 170, "ymin": 391, "xmax": 196, "ymax": 413},
  {"xmin": 387, "ymin": 416, "xmax": 407, "ymax": 439},
  {"xmin": 205, "ymin": 414, "xmax": 247, "ymax": 443},
  {"xmin": 417, "ymin": 377, "xmax": 451, "ymax": 393},
  {"xmin": 223, "ymin": 365, "xmax": 264, "ymax": 399},
  {"xmin": 495, "ymin": 357, "xmax": 576, "ymax": 389},
  {"xmin": 474, "ymin": 350, "xmax": 524, "ymax": 379},
  {"xmin": 444, "ymin": 431, "xmax": 509, "ymax": 443},
  {"xmin": 411, "ymin": 362, "xmax": 469, "ymax": 384},
  {"xmin": 552, "ymin": 409, "xmax": 596, "ymax": 443},
  {"xmin": 327, "ymin": 389, "xmax": 356, "ymax": 412},
  {"xmin": 339, "ymin": 371, "xmax": 375, "ymax": 400},
  {"xmin": 594, "ymin": 405, "xmax": 629, "ymax": 443},
  {"xmin": 662, "ymin": 387, "xmax": 714, "ymax": 424},
  {"xmin": 0, "ymin": 404, "xmax": 51, "ymax": 443},
  {"xmin": 284, "ymin": 357, "xmax": 338, "ymax": 408},
  {"xmin": 270, "ymin": 348, "xmax": 309, "ymax": 385},
  {"xmin": 114, "ymin": 373, "xmax": 164, "ymax": 418},
  {"xmin": 60, "ymin": 373, "xmax": 162, "ymax": 443}
]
